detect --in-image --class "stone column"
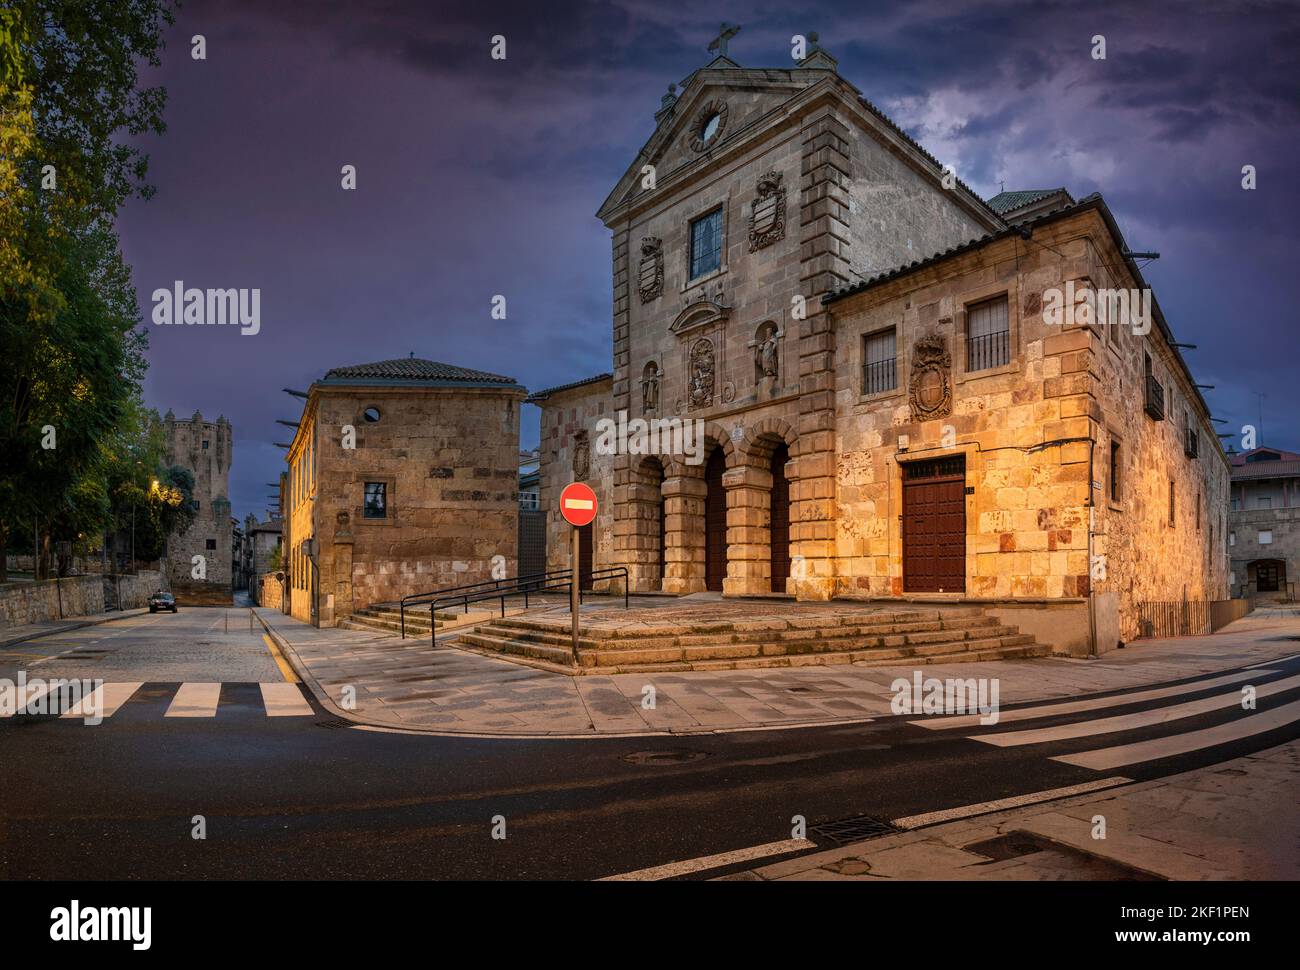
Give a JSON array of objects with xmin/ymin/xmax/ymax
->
[
  {"xmin": 608, "ymin": 226, "xmax": 637, "ymax": 589},
  {"xmin": 723, "ymin": 464, "xmax": 773, "ymax": 596},
  {"xmin": 625, "ymin": 480, "xmax": 664, "ymax": 591},
  {"xmin": 790, "ymin": 107, "xmax": 850, "ymax": 601},
  {"xmin": 662, "ymin": 475, "xmax": 706, "ymax": 593}
]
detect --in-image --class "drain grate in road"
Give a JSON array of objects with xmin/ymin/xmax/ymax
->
[
  {"xmin": 811, "ymin": 814, "xmax": 902, "ymax": 845},
  {"xmin": 622, "ymin": 748, "xmax": 710, "ymax": 766},
  {"xmin": 315, "ymin": 719, "xmax": 351, "ymax": 730}
]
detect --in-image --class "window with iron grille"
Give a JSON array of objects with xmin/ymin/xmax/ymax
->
[
  {"xmin": 862, "ymin": 328, "xmax": 897, "ymax": 394},
  {"xmin": 966, "ymin": 296, "xmax": 1010, "ymax": 371},
  {"xmin": 689, "ymin": 208, "xmax": 723, "ymax": 279},
  {"xmin": 364, "ymin": 482, "xmax": 387, "ymax": 519}
]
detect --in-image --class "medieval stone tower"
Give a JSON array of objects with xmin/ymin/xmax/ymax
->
[{"xmin": 163, "ymin": 409, "xmax": 233, "ymax": 592}]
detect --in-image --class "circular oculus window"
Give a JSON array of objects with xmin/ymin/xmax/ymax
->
[
  {"xmin": 363, "ymin": 407, "xmax": 381, "ymax": 423},
  {"xmin": 688, "ymin": 101, "xmax": 729, "ymax": 152}
]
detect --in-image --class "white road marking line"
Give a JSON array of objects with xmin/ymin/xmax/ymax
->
[
  {"xmin": 597, "ymin": 838, "xmax": 815, "ymax": 881},
  {"xmin": 164, "ymin": 682, "xmax": 223, "ymax": 718},
  {"xmin": 259, "ymin": 682, "xmax": 313, "ymax": 716},
  {"xmin": 1, "ymin": 681, "xmax": 54, "ymax": 717},
  {"xmin": 60, "ymin": 682, "xmax": 143, "ymax": 720},
  {"xmin": 892, "ymin": 777, "xmax": 1133, "ymax": 830},
  {"xmin": 971, "ymin": 672, "xmax": 1300, "ymax": 747},
  {"xmin": 909, "ymin": 669, "xmax": 1271, "ymax": 731},
  {"xmin": 1052, "ymin": 698, "xmax": 1300, "ymax": 770},
  {"xmin": 1246, "ymin": 653, "xmax": 1300, "ymax": 668}
]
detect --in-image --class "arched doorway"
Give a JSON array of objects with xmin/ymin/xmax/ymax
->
[
  {"xmin": 770, "ymin": 443, "xmax": 791, "ymax": 592},
  {"xmin": 704, "ymin": 448, "xmax": 728, "ymax": 591}
]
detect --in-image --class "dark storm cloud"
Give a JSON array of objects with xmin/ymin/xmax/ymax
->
[{"xmin": 116, "ymin": 0, "xmax": 1300, "ymax": 519}]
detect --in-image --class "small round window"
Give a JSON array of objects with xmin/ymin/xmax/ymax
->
[
  {"xmin": 363, "ymin": 407, "xmax": 381, "ymax": 423},
  {"xmin": 701, "ymin": 112, "xmax": 721, "ymax": 142}
]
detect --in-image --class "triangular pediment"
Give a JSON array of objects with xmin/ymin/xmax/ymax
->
[{"xmin": 597, "ymin": 67, "xmax": 837, "ymax": 223}]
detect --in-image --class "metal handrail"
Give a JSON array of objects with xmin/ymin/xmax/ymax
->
[{"xmin": 399, "ymin": 566, "xmax": 630, "ymax": 642}]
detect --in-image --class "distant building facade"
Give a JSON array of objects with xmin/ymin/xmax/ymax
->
[
  {"xmin": 163, "ymin": 410, "xmax": 233, "ymax": 594},
  {"xmin": 243, "ymin": 513, "xmax": 282, "ymax": 603},
  {"xmin": 1229, "ymin": 446, "xmax": 1300, "ymax": 601},
  {"xmin": 282, "ymin": 358, "xmax": 525, "ymax": 626}
]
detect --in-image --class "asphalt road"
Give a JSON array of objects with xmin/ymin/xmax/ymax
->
[{"xmin": 2, "ymin": 608, "xmax": 1299, "ymax": 880}]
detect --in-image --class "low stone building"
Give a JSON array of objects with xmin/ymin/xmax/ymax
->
[
  {"xmin": 1229, "ymin": 446, "xmax": 1300, "ymax": 601},
  {"xmin": 531, "ymin": 36, "xmax": 1229, "ymax": 654},
  {"xmin": 162, "ymin": 410, "xmax": 234, "ymax": 602},
  {"xmin": 282, "ymin": 357, "xmax": 526, "ymax": 626}
]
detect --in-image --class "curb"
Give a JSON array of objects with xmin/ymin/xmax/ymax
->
[{"xmin": 0, "ymin": 608, "xmax": 150, "ymax": 651}]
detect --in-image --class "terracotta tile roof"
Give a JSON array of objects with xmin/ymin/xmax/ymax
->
[
  {"xmin": 986, "ymin": 188, "xmax": 1068, "ymax": 215},
  {"xmin": 524, "ymin": 373, "xmax": 613, "ymax": 404},
  {"xmin": 320, "ymin": 358, "xmax": 519, "ymax": 387}
]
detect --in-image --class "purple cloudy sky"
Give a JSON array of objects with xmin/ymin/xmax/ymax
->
[{"xmin": 117, "ymin": 0, "xmax": 1300, "ymax": 522}]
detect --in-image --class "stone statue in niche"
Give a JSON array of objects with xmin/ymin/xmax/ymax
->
[
  {"xmin": 754, "ymin": 322, "xmax": 780, "ymax": 381},
  {"xmin": 909, "ymin": 333, "xmax": 953, "ymax": 422},
  {"xmin": 638, "ymin": 237, "xmax": 664, "ymax": 304},
  {"xmin": 572, "ymin": 430, "xmax": 590, "ymax": 480},
  {"xmin": 748, "ymin": 170, "xmax": 786, "ymax": 251},
  {"xmin": 641, "ymin": 361, "xmax": 660, "ymax": 413},
  {"xmin": 689, "ymin": 338, "xmax": 714, "ymax": 409}
]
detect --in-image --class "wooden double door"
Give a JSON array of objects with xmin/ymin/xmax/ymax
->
[{"xmin": 902, "ymin": 455, "xmax": 966, "ymax": 593}]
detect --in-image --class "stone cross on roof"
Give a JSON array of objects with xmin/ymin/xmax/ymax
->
[{"xmin": 707, "ymin": 23, "xmax": 741, "ymax": 57}]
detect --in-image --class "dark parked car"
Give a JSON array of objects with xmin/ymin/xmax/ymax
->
[{"xmin": 148, "ymin": 591, "xmax": 178, "ymax": 613}]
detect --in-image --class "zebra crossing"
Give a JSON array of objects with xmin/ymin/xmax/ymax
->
[
  {"xmin": 0, "ymin": 681, "xmax": 316, "ymax": 723},
  {"xmin": 911, "ymin": 664, "xmax": 1300, "ymax": 770}
]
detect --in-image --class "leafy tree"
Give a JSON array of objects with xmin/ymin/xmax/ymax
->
[{"xmin": 0, "ymin": 0, "xmax": 174, "ymax": 580}]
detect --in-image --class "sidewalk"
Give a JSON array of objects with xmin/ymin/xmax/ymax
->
[
  {"xmin": 255, "ymin": 605, "xmax": 1300, "ymax": 738},
  {"xmin": 0, "ymin": 608, "xmax": 148, "ymax": 650},
  {"xmin": 726, "ymin": 739, "xmax": 1300, "ymax": 880}
]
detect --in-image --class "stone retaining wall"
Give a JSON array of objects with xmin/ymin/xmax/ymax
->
[{"xmin": 0, "ymin": 576, "xmax": 104, "ymax": 628}]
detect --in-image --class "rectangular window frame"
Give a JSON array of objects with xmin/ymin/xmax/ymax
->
[
  {"xmin": 861, "ymin": 326, "xmax": 899, "ymax": 399},
  {"xmin": 363, "ymin": 481, "xmax": 388, "ymax": 520},
  {"xmin": 956, "ymin": 282, "xmax": 1020, "ymax": 384},
  {"xmin": 688, "ymin": 206, "xmax": 725, "ymax": 282}
]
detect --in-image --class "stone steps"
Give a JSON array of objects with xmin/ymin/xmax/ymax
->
[
  {"xmin": 455, "ymin": 606, "xmax": 1048, "ymax": 674},
  {"xmin": 340, "ymin": 603, "xmax": 519, "ymax": 637}
]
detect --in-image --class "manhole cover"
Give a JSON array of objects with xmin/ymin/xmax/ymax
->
[
  {"xmin": 622, "ymin": 748, "xmax": 710, "ymax": 766},
  {"xmin": 811, "ymin": 814, "xmax": 901, "ymax": 845}
]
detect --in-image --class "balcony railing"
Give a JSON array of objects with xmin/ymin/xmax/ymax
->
[
  {"xmin": 1184, "ymin": 427, "xmax": 1199, "ymax": 459},
  {"xmin": 1144, "ymin": 374, "xmax": 1165, "ymax": 420},
  {"xmin": 862, "ymin": 357, "xmax": 897, "ymax": 395}
]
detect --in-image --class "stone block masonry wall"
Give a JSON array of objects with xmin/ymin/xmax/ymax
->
[
  {"xmin": 163, "ymin": 412, "xmax": 234, "ymax": 589},
  {"xmin": 538, "ymin": 381, "xmax": 615, "ymax": 576},
  {"xmin": 1230, "ymin": 507, "xmax": 1300, "ymax": 598},
  {"xmin": 308, "ymin": 387, "xmax": 524, "ymax": 621},
  {"xmin": 0, "ymin": 576, "xmax": 104, "ymax": 628},
  {"xmin": 830, "ymin": 206, "xmax": 1227, "ymax": 645},
  {"xmin": 102, "ymin": 570, "xmax": 165, "ymax": 611}
]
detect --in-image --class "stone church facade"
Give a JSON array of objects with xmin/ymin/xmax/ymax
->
[{"xmin": 533, "ymin": 41, "xmax": 1229, "ymax": 651}]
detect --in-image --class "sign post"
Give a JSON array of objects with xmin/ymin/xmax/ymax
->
[{"xmin": 559, "ymin": 482, "xmax": 598, "ymax": 667}]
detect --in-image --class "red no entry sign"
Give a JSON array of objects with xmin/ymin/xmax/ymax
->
[{"xmin": 559, "ymin": 482, "xmax": 598, "ymax": 527}]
